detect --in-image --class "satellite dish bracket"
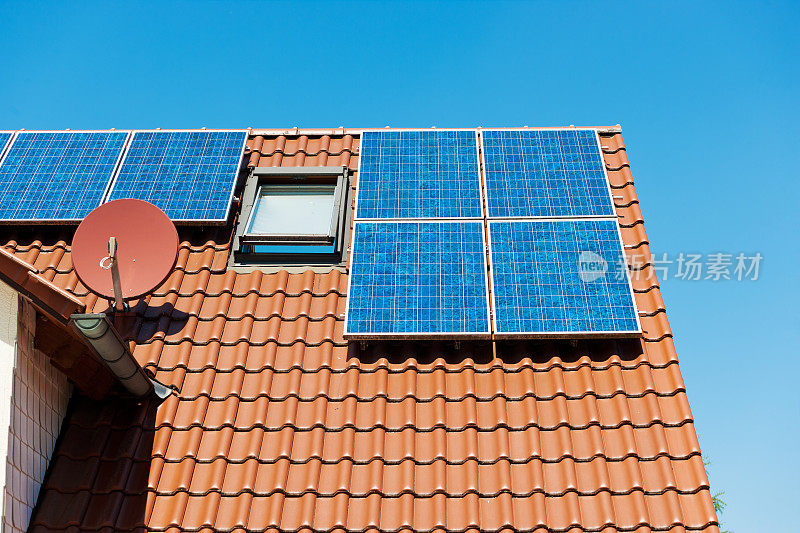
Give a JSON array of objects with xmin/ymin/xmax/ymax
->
[{"xmin": 101, "ymin": 236, "xmax": 127, "ymax": 312}]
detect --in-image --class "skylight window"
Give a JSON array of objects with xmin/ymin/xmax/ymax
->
[
  {"xmin": 232, "ymin": 166, "xmax": 350, "ymax": 266},
  {"xmin": 247, "ymin": 184, "xmax": 336, "ymax": 235}
]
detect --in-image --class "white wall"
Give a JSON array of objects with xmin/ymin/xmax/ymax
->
[
  {"xmin": 0, "ymin": 281, "xmax": 17, "ymax": 532},
  {"xmin": 0, "ymin": 282, "xmax": 71, "ymax": 532}
]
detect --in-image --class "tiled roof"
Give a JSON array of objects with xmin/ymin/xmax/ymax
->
[
  {"xmin": 9, "ymin": 129, "xmax": 720, "ymax": 532},
  {"xmin": 0, "ymin": 246, "xmax": 84, "ymax": 323}
]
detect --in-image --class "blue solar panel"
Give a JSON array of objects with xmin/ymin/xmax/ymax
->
[
  {"xmin": 107, "ymin": 130, "xmax": 247, "ymax": 221},
  {"xmin": 345, "ymin": 221, "xmax": 490, "ymax": 337},
  {"xmin": 483, "ymin": 129, "xmax": 615, "ymax": 218},
  {"xmin": 489, "ymin": 219, "xmax": 639, "ymax": 335},
  {"xmin": 0, "ymin": 133, "xmax": 12, "ymax": 156},
  {"xmin": 356, "ymin": 130, "xmax": 482, "ymax": 219},
  {"xmin": 0, "ymin": 131, "xmax": 128, "ymax": 221}
]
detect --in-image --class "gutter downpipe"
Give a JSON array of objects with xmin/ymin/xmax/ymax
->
[{"xmin": 70, "ymin": 313, "xmax": 171, "ymax": 400}]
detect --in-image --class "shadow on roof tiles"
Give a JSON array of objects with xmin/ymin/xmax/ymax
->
[
  {"xmin": 32, "ymin": 394, "xmax": 158, "ymax": 530},
  {"xmin": 348, "ymin": 338, "xmax": 644, "ymax": 367},
  {"xmin": 106, "ymin": 302, "xmax": 192, "ymax": 342},
  {"xmin": 349, "ymin": 341, "xmax": 495, "ymax": 365},
  {"xmin": 496, "ymin": 339, "xmax": 645, "ymax": 365}
]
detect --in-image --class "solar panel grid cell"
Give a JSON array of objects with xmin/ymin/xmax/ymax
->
[
  {"xmin": 483, "ymin": 129, "xmax": 615, "ymax": 218},
  {"xmin": 345, "ymin": 221, "xmax": 490, "ymax": 337},
  {"xmin": 0, "ymin": 131, "xmax": 129, "ymax": 221},
  {"xmin": 108, "ymin": 130, "xmax": 246, "ymax": 221},
  {"xmin": 489, "ymin": 219, "xmax": 639, "ymax": 335},
  {"xmin": 356, "ymin": 130, "xmax": 481, "ymax": 219}
]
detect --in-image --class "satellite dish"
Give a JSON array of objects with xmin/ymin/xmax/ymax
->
[{"xmin": 73, "ymin": 199, "xmax": 178, "ymax": 310}]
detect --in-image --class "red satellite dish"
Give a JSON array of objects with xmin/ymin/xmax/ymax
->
[{"xmin": 73, "ymin": 199, "xmax": 178, "ymax": 306}]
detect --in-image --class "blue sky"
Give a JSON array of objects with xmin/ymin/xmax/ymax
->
[{"xmin": 1, "ymin": 1, "xmax": 797, "ymax": 530}]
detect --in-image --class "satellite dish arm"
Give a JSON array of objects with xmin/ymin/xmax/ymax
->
[{"xmin": 107, "ymin": 237, "xmax": 125, "ymax": 312}]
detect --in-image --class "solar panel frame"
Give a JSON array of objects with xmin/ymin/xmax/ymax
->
[
  {"xmin": 354, "ymin": 129, "xmax": 483, "ymax": 220},
  {"xmin": 105, "ymin": 129, "xmax": 248, "ymax": 223},
  {"xmin": 343, "ymin": 219, "xmax": 492, "ymax": 339},
  {"xmin": 0, "ymin": 130, "xmax": 131, "ymax": 222},
  {"xmin": 480, "ymin": 127, "xmax": 617, "ymax": 219},
  {"xmin": 487, "ymin": 218, "xmax": 641, "ymax": 338}
]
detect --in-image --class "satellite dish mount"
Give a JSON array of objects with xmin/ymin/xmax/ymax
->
[{"xmin": 101, "ymin": 236, "xmax": 126, "ymax": 311}]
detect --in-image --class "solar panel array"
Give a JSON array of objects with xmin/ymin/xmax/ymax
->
[
  {"xmin": 482, "ymin": 129, "xmax": 615, "ymax": 218},
  {"xmin": 356, "ymin": 130, "xmax": 481, "ymax": 219},
  {"xmin": 489, "ymin": 219, "xmax": 639, "ymax": 335},
  {"xmin": 346, "ymin": 221, "xmax": 490, "ymax": 336},
  {"xmin": 346, "ymin": 128, "xmax": 638, "ymax": 339},
  {"xmin": 0, "ymin": 129, "xmax": 247, "ymax": 223},
  {"xmin": 108, "ymin": 130, "xmax": 247, "ymax": 221},
  {"xmin": 0, "ymin": 126, "xmax": 638, "ymax": 337},
  {"xmin": 0, "ymin": 131, "xmax": 128, "ymax": 221}
]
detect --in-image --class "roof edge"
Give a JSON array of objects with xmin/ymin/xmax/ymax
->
[
  {"xmin": 248, "ymin": 125, "xmax": 623, "ymax": 136},
  {"xmin": 0, "ymin": 247, "xmax": 85, "ymax": 324}
]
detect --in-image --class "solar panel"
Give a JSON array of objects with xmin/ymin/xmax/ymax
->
[
  {"xmin": 489, "ymin": 219, "xmax": 639, "ymax": 336},
  {"xmin": 107, "ymin": 130, "xmax": 247, "ymax": 222},
  {"xmin": 482, "ymin": 129, "xmax": 615, "ymax": 218},
  {"xmin": 345, "ymin": 221, "xmax": 490, "ymax": 337},
  {"xmin": 0, "ymin": 132, "xmax": 13, "ymax": 157},
  {"xmin": 356, "ymin": 130, "xmax": 482, "ymax": 219},
  {"xmin": 0, "ymin": 131, "xmax": 129, "ymax": 221}
]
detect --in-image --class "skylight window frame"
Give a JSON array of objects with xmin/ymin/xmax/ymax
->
[{"xmin": 232, "ymin": 165, "xmax": 350, "ymax": 265}]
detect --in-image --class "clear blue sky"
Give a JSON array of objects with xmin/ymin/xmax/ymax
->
[{"xmin": 2, "ymin": 1, "xmax": 797, "ymax": 531}]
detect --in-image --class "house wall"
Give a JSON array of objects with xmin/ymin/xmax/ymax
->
[{"xmin": 0, "ymin": 282, "xmax": 71, "ymax": 532}]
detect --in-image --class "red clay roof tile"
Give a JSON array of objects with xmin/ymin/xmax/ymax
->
[{"xmin": 21, "ymin": 129, "xmax": 719, "ymax": 532}]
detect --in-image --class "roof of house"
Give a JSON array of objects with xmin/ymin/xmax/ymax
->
[
  {"xmin": 5, "ymin": 129, "xmax": 719, "ymax": 532},
  {"xmin": 0, "ymin": 246, "xmax": 85, "ymax": 323}
]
